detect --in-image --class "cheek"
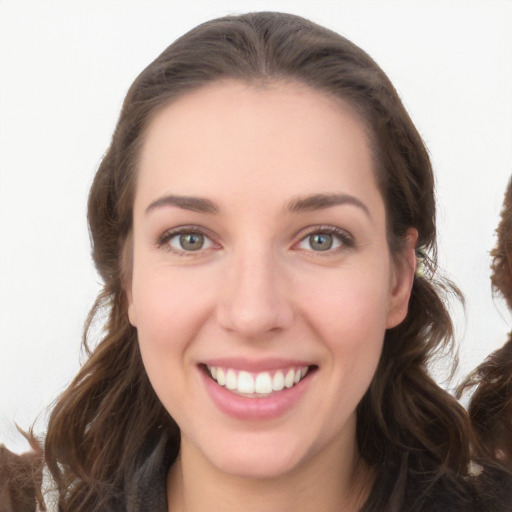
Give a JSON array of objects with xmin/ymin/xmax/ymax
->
[
  {"xmin": 300, "ymin": 266, "xmax": 391, "ymax": 341},
  {"xmin": 132, "ymin": 267, "xmax": 212, "ymax": 342},
  {"xmin": 130, "ymin": 269, "xmax": 214, "ymax": 397},
  {"xmin": 290, "ymin": 269, "xmax": 389, "ymax": 445},
  {"xmin": 297, "ymin": 266, "xmax": 390, "ymax": 387}
]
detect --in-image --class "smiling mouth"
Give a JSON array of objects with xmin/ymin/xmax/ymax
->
[{"xmin": 202, "ymin": 364, "xmax": 316, "ymax": 397}]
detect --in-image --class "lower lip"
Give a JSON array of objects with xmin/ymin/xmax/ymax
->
[{"xmin": 200, "ymin": 368, "xmax": 313, "ymax": 421}]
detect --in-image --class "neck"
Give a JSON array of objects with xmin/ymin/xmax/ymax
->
[{"xmin": 167, "ymin": 431, "xmax": 372, "ymax": 512}]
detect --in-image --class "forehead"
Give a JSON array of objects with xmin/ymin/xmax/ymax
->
[{"xmin": 136, "ymin": 80, "xmax": 381, "ymax": 213}]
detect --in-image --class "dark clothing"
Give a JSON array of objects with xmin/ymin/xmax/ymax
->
[
  {"xmin": 123, "ymin": 434, "xmax": 503, "ymax": 512},
  {"xmin": 125, "ymin": 434, "xmax": 174, "ymax": 512}
]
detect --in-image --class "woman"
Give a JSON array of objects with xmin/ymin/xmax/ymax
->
[{"xmin": 41, "ymin": 12, "xmax": 480, "ymax": 511}]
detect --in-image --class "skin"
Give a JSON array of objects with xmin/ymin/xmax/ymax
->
[{"xmin": 127, "ymin": 80, "xmax": 417, "ymax": 512}]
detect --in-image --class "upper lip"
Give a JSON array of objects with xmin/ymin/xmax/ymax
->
[{"xmin": 200, "ymin": 357, "xmax": 315, "ymax": 372}]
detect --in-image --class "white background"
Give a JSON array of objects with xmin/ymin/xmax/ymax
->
[{"xmin": 1, "ymin": 0, "xmax": 511, "ymax": 453}]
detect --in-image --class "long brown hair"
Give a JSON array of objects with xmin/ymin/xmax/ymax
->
[
  {"xmin": 44, "ymin": 12, "xmax": 475, "ymax": 510},
  {"xmin": 459, "ymin": 178, "xmax": 512, "ymax": 469}
]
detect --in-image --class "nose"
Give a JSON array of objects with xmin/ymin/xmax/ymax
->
[{"xmin": 216, "ymin": 247, "xmax": 294, "ymax": 338}]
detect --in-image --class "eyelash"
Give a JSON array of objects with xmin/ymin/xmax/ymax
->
[
  {"xmin": 156, "ymin": 225, "xmax": 354, "ymax": 256},
  {"xmin": 294, "ymin": 225, "xmax": 355, "ymax": 254},
  {"xmin": 157, "ymin": 226, "xmax": 218, "ymax": 257}
]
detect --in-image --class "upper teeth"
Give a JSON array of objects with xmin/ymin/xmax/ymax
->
[{"xmin": 207, "ymin": 366, "xmax": 309, "ymax": 395}]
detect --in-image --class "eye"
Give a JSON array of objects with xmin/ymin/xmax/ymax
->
[
  {"xmin": 159, "ymin": 228, "xmax": 216, "ymax": 255},
  {"xmin": 305, "ymin": 233, "xmax": 336, "ymax": 251},
  {"xmin": 171, "ymin": 232, "xmax": 208, "ymax": 251},
  {"xmin": 296, "ymin": 227, "xmax": 353, "ymax": 253}
]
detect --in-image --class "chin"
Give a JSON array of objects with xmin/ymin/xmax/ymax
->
[
  {"xmin": 198, "ymin": 432, "xmax": 307, "ymax": 480},
  {"xmin": 216, "ymin": 453, "xmax": 302, "ymax": 480}
]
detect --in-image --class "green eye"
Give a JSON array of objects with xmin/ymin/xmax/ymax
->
[
  {"xmin": 308, "ymin": 233, "xmax": 333, "ymax": 251},
  {"xmin": 178, "ymin": 233, "xmax": 204, "ymax": 251},
  {"xmin": 296, "ymin": 228, "xmax": 351, "ymax": 253},
  {"xmin": 164, "ymin": 231, "xmax": 214, "ymax": 253}
]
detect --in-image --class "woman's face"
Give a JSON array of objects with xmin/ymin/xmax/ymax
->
[{"xmin": 127, "ymin": 80, "xmax": 416, "ymax": 479}]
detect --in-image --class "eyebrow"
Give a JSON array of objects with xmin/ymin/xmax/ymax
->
[
  {"xmin": 145, "ymin": 192, "xmax": 371, "ymax": 219},
  {"xmin": 145, "ymin": 194, "xmax": 220, "ymax": 215},
  {"xmin": 286, "ymin": 193, "xmax": 371, "ymax": 219}
]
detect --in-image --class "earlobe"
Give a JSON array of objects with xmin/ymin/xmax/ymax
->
[{"xmin": 386, "ymin": 228, "xmax": 418, "ymax": 329}]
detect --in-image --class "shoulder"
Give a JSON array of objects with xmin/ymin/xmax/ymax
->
[
  {"xmin": 365, "ymin": 462, "xmax": 483, "ymax": 512},
  {"xmin": 414, "ymin": 478, "xmax": 480, "ymax": 512},
  {"xmin": 403, "ymin": 470, "xmax": 482, "ymax": 512},
  {"xmin": 124, "ymin": 431, "xmax": 178, "ymax": 512},
  {"xmin": 473, "ymin": 465, "xmax": 512, "ymax": 512}
]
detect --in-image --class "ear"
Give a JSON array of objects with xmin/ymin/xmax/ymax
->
[{"xmin": 386, "ymin": 228, "xmax": 418, "ymax": 329}]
